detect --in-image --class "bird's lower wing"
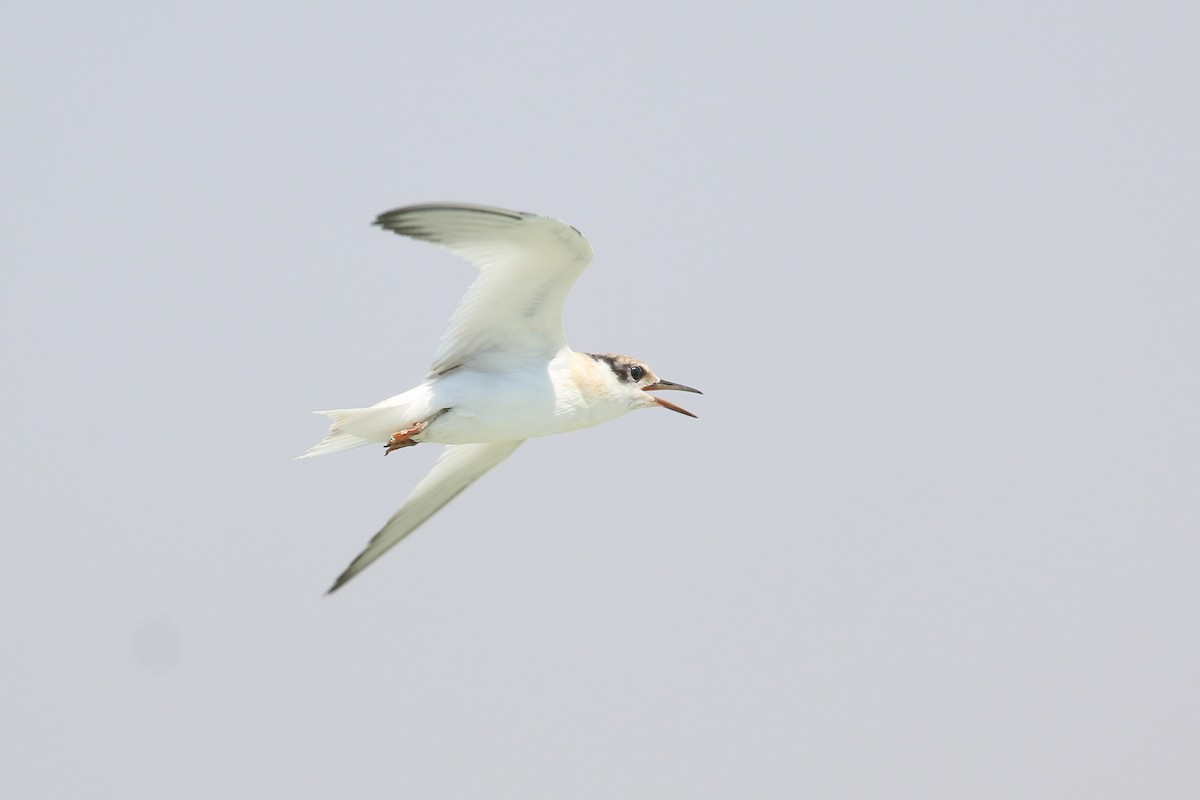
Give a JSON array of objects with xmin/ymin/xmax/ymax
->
[{"xmin": 327, "ymin": 440, "xmax": 524, "ymax": 593}]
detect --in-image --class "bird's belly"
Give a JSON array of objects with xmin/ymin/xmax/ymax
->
[
  {"xmin": 424, "ymin": 397, "xmax": 580, "ymax": 443},
  {"xmin": 419, "ymin": 371, "xmax": 618, "ymax": 444}
]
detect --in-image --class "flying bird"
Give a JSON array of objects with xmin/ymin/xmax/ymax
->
[{"xmin": 300, "ymin": 203, "xmax": 701, "ymax": 593}]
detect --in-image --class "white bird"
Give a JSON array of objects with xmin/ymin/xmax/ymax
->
[{"xmin": 300, "ymin": 203, "xmax": 701, "ymax": 593}]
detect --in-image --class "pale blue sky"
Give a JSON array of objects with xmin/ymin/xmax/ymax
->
[{"xmin": 4, "ymin": 2, "xmax": 1199, "ymax": 797}]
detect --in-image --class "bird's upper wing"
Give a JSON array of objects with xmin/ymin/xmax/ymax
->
[
  {"xmin": 374, "ymin": 203, "xmax": 594, "ymax": 374},
  {"xmin": 327, "ymin": 440, "xmax": 523, "ymax": 593}
]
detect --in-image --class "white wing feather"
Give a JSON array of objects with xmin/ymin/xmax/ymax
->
[
  {"xmin": 327, "ymin": 440, "xmax": 524, "ymax": 593},
  {"xmin": 373, "ymin": 203, "xmax": 593, "ymax": 374}
]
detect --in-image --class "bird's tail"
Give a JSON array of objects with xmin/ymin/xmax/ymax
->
[{"xmin": 295, "ymin": 409, "xmax": 375, "ymax": 459}]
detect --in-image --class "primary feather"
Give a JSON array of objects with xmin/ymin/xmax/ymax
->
[{"xmin": 326, "ymin": 441, "xmax": 523, "ymax": 593}]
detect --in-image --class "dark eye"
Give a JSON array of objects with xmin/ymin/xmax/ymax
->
[{"xmin": 629, "ymin": 365, "xmax": 645, "ymax": 382}]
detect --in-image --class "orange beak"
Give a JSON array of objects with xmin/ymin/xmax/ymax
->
[{"xmin": 643, "ymin": 380, "xmax": 702, "ymax": 418}]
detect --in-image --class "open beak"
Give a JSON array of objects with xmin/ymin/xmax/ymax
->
[{"xmin": 643, "ymin": 380, "xmax": 702, "ymax": 418}]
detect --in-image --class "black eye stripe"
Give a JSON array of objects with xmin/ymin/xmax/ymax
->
[{"xmin": 586, "ymin": 353, "xmax": 646, "ymax": 384}]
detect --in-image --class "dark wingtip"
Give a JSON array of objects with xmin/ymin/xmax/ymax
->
[
  {"xmin": 325, "ymin": 571, "xmax": 351, "ymax": 595},
  {"xmin": 372, "ymin": 202, "xmax": 524, "ymax": 229}
]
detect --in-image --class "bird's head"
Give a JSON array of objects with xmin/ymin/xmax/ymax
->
[{"xmin": 585, "ymin": 353, "xmax": 702, "ymax": 418}]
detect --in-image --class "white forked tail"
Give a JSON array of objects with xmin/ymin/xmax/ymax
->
[{"xmin": 296, "ymin": 409, "xmax": 374, "ymax": 459}]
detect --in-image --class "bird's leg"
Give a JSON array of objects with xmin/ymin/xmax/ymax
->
[
  {"xmin": 384, "ymin": 428, "xmax": 422, "ymax": 454},
  {"xmin": 384, "ymin": 409, "xmax": 448, "ymax": 455}
]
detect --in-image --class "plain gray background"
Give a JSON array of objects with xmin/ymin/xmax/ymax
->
[{"xmin": 4, "ymin": 2, "xmax": 1198, "ymax": 797}]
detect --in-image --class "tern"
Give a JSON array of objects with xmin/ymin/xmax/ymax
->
[{"xmin": 300, "ymin": 203, "xmax": 701, "ymax": 593}]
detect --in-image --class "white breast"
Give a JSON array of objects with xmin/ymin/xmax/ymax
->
[{"xmin": 421, "ymin": 352, "xmax": 633, "ymax": 444}]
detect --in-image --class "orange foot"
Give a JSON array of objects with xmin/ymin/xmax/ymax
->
[{"xmin": 384, "ymin": 422, "xmax": 428, "ymax": 454}]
